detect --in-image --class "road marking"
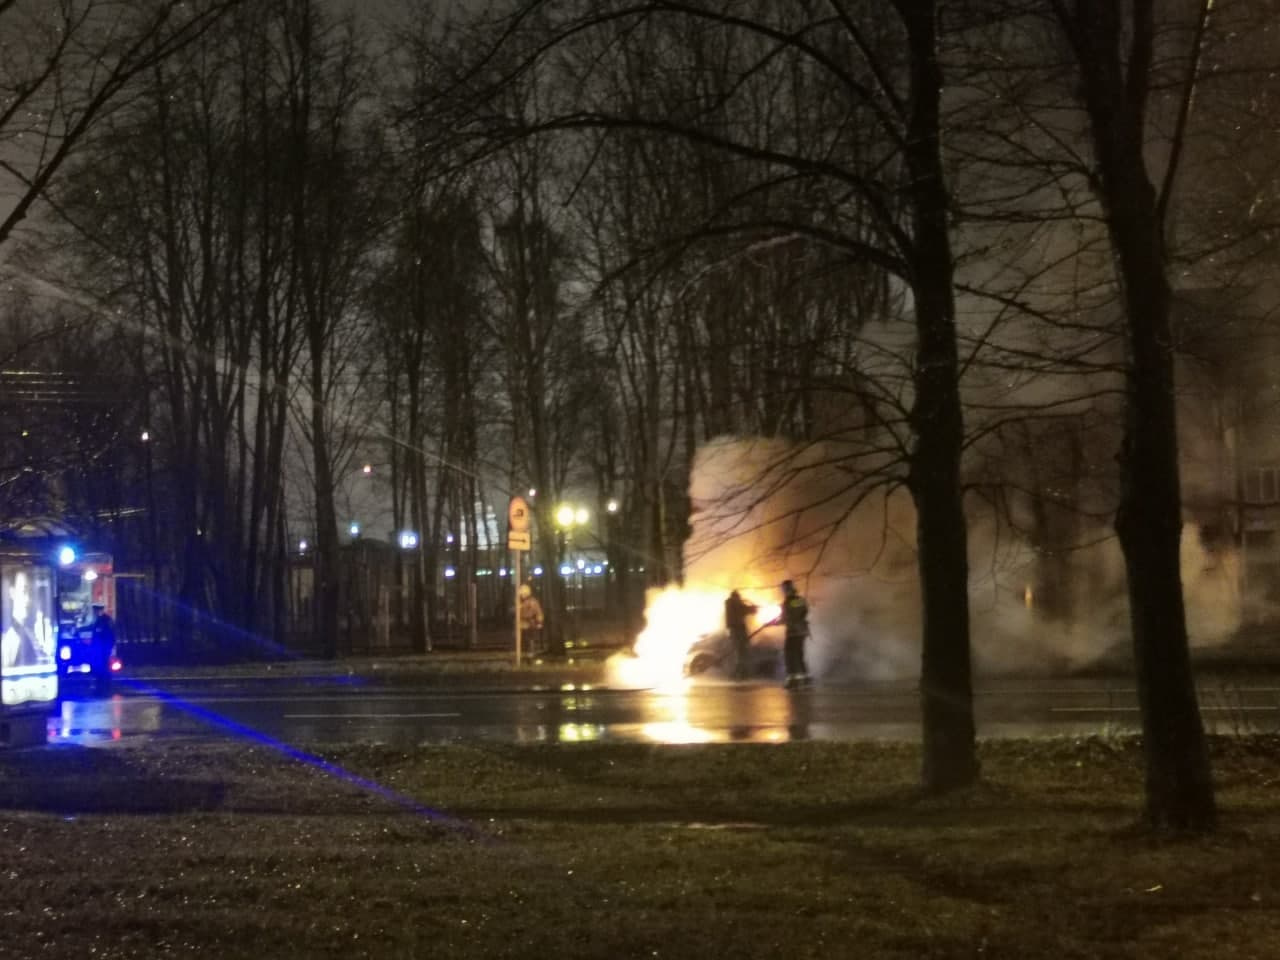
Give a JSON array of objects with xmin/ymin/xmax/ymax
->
[
  {"xmin": 124, "ymin": 694, "xmax": 491, "ymax": 706},
  {"xmin": 282, "ymin": 712, "xmax": 462, "ymax": 720},
  {"xmin": 982, "ymin": 688, "xmax": 1280, "ymax": 696},
  {"xmin": 1051, "ymin": 705, "xmax": 1279, "ymax": 713}
]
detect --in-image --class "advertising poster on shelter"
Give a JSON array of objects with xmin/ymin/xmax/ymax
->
[{"xmin": 0, "ymin": 565, "xmax": 57, "ymax": 707}]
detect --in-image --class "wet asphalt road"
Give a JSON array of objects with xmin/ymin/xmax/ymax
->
[{"xmin": 45, "ymin": 672, "xmax": 1280, "ymax": 746}]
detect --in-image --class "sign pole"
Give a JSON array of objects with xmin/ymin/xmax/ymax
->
[
  {"xmin": 514, "ymin": 548, "xmax": 522, "ymax": 668},
  {"xmin": 507, "ymin": 494, "xmax": 532, "ymax": 669}
]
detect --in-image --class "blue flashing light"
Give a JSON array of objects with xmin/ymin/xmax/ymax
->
[{"xmin": 57, "ymin": 545, "xmax": 77, "ymax": 566}]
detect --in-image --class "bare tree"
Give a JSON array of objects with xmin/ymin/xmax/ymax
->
[
  {"xmin": 0, "ymin": 0, "xmax": 237, "ymax": 249},
  {"xmin": 1033, "ymin": 0, "xmax": 1216, "ymax": 829},
  {"xmin": 434, "ymin": 0, "xmax": 982, "ymax": 788},
  {"xmin": 277, "ymin": 0, "xmax": 385, "ymax": 659}
]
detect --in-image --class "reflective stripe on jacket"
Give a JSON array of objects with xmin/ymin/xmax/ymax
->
[{"xmin": 782, "ymin": 596, "xmax": 809, "ymax": 637}]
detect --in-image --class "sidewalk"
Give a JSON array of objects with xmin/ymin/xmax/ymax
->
[{"xmin": 125, "ymin": 644, "xmax": 618, "ymax": 689}]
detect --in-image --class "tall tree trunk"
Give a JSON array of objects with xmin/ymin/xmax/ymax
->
[
  {"xmin": 1066, "ymin": 0, "xmax": 1215, "ymax": 831},
  {"xmin": 1110, "ymin": 204, "xmax": 1214, "ymax": 829},
  {"xmin": 898, "ymin": 1, "xmax": 979, "ymax": 792},
  {"xmin": 311, "ymin": 354, "xmax": 340, "ymax": 659},
  {"xmin": 406, "ymin": 380, "xmax": 429, "ymax": 653}
]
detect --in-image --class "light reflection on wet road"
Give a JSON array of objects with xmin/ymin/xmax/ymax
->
[{"xmin": 44, "ymin": 674, "xmax": 1280, "ymax": 747}]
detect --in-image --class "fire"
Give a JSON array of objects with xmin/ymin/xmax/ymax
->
[{"xmin": 608, "ymin": 584, "xmax": 780, "ymax": 689}]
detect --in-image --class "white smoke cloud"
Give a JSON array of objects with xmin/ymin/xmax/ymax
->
[{"xmin": 615, "ymin": 432, "xmax": 1244, "ymax": 687}]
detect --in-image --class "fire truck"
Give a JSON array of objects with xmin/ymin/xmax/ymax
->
[{"xmin": 54, "ymin": 548, "xmax": 121, "ymax": 691}]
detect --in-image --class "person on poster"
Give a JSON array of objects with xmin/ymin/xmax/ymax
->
[{"xmin": 1, "ymin": 569, "xmax": 53, "ymax": 670}]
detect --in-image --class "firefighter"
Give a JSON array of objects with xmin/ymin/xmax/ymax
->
[
  {"xmin": 89, "ymin": 602, "xmax": 116, "ymax": 693},
  {"xmin": 518, "ymin": 584, "xmax": 545, "ymax": 654},
  {"xmin": 724, "ymin": 589, "xmax": 758, "ymax": 680},
  {"xmin": 775, "ymin": 580, "xmax": 812, "ymax": 689}
]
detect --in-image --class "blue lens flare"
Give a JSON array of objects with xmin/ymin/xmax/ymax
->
[{"xmin": 113, "ymin": 678, "xmax": 489, "ymax": 841}]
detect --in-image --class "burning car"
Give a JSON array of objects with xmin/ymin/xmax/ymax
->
[
  {"xmin": 683, "ymin": 623, "xmax": 783, "ymax": 679},
  {"xmin": 607, "ymin": 586, "xmax": 785, "ymax": 689}
]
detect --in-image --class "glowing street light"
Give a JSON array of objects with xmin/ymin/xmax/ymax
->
[
  {"xmin": 557, "ymin": 503, "xmax": 591, "ymax": 528},
  {"xmin": 298, "ymin": 539, "xmax": 308, "ymax": 553},
  {"xmin": 140, "ymin": 429, "xmax": 151, "ymax": 442},
  {"xmin": 349, "ymin": 522, "xmax": 361, "ymax": 538},
  {"xmin": 398, "ymin": 530, "xmax": 419, "ymax": 550},
  {"xmin": 362, "ymin": 463, "xmax": 373, "ymax": 476},
  {"xmin": 606, "ymin": 499, "xmax": 618, "ymax": 514}
]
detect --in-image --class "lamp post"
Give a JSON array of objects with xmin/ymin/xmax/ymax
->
[
  {"xmin": 602, "ymin": 497, "xmax": 620, "ymax": 615},
  {"xmin": 554, "ymin": 503, "xmax": 591, "ymax": 653},
  {"xmin": 140, "ymin": 427, "xmax": 160, "ymax": 643}
]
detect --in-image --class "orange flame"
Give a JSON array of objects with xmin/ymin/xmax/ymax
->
[{"xmin": 608, "ymin": 585, "xmax": 779, "ymax": 689}]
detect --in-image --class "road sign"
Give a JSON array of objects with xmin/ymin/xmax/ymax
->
[
  {"xmin": 508, "ymin": 530, "xmax": 531, "ymax": 551},
  {"xmin": 508, "ymin": 496, "xmax": 531, "ymax": 533}
]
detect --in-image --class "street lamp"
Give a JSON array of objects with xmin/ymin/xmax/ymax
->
[
  {"xmin": 556, "ymin": 503, "xmax": 590, "ymax": 528},
  {"xmin": 554, "ymin": 503, "xmax": 595, "ymax": 642}
]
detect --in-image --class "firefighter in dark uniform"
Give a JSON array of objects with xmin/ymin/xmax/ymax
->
[
  {"xmin": 89, "ymin": 603, "xmax": 115, "ymax": 693},
  {"xmin": 776, "ymin": 580, "xmax": 812, "ymax": 689},
  {"xmin": 724, "ymin": 589, "xmax": 758, "ymax": 680}
]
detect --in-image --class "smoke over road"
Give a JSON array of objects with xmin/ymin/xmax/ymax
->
[{"xmin": 611, "ymin": 434, "xmax": 1243, "ymax": 687}]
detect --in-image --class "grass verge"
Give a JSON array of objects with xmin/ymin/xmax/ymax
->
[{"xmin": 1, "ymin": 737, "xmax": 1278, "ymax": 959}]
